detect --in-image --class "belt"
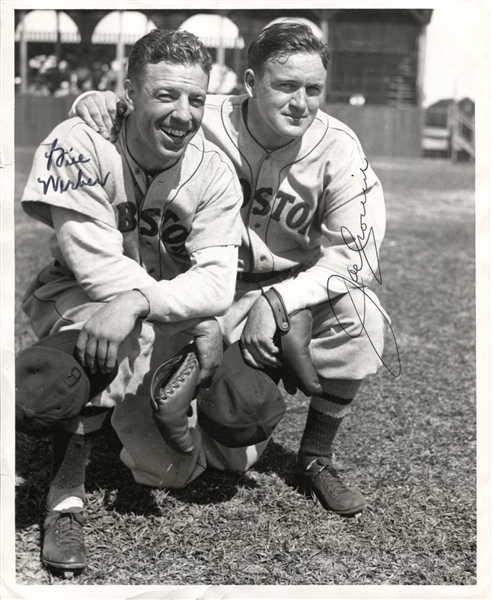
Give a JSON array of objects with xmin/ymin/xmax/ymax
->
[{"xmin": 237, "ymin": 270, "xmax": 289, "ymax": 283}]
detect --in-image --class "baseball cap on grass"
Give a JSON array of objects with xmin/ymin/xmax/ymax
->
[
  {"xmin": 16, "ymin": 329, "xmax": 118, "ymax": 437},
  {"xmin": 197, "ymin": 341, "xmax": 286, "ymax": 448}
]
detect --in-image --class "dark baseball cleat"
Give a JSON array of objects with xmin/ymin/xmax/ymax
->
[
  {"xmin": 41, "ymin": 508, "xmax": 87, "ymax": 572},
  {"xmin": 297, "ymin": 458, "xmax": 367, "ymax": 517}
]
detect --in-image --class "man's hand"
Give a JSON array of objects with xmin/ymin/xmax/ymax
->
[
  {"xmin": 76, "ymin": 290, "xmax": 149, "ymax": 374},
  {"xmin": 240, "ymin": 295, "xmax": 280, "ymax": 369},
  {"xmin": 75, "ymin": 91, "xmax": 127, "ymax": 142},
  {"xmin": 182, "ymin": 318, "xmax": 223, "ymax": 385}
]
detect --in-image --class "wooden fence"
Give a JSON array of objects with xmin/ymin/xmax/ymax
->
[
  {"xmin": 15, "ymin": 95, "xmax": 423, "ymax": 158},
  {"xmin": 326, "ymin": 103, "xmax": 422, "ymax": 157}
]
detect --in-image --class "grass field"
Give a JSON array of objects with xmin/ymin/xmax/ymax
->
[{"xmin": 13, "ymin": 148, "xmax": 478, "ymax": 588}]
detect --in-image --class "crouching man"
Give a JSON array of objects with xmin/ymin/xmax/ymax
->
[
  {"xmin": 16, "ymin": 29, "xmax": 247, "ymax": 575},
  {"xmin": 73, "ymin": 21, "xmax": 391, "ymax": 522}
]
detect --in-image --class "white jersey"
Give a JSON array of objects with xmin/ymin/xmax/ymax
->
[
  {"xmin": 23, "ymin": 116, "xmax": 241, "ymax": 280},
  {"xmin": 200, "ymin": 94, "xmax": 386, "ymax": 314},
  {"xmin": 21, "ymin": 116, "xmax": 242, "ymax": 328}
]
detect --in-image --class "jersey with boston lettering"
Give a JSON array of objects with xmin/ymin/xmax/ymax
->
[
  {"xmin": 200, "ymin": 94, "xmax": 386, "ymax": 292},
  {"xmin": 22, "ymin": 116, "xmax": 242, "ymax": 283}
]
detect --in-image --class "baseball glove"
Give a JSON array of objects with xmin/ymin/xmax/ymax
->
[
  {"xmin": 150, "ymin": 343, "xmax": 200, "ymax": 455},
  {"xmin": 263, "ymin": 288, "xmax": 322, "ymax": 397}
]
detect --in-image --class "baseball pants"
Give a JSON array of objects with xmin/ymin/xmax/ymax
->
[{"xmin": 21, "ymin": 264, "xmax": 387, "ymax": 488}]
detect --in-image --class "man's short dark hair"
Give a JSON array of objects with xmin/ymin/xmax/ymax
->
[
  {"xmin": 127, "ymin": 28, "xmax": 213, "ymax": 83},
  {"xmin": 247, "ymin": 21, "xmax": 330, "ymax": 72}
]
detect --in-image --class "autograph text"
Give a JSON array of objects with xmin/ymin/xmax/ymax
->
[
  {"xmin": 37, "ymin": 138, "xmax": 110, "ymax": 195},
  {"xmin": 328, "ymin": 159, "xmax": 401, "ymax": 377}
]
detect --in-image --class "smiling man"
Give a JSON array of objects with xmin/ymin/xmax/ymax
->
[
  {"xmin": 75, "ymin": 21, "xmax": 390, "ymax": 520},
  {"xmin": 124, "ymin": 60, "xmax": 206, "ymax": 170},
  {"xmin": 17, "ymin": 29, "xmax": 249, "ymax": 575}
]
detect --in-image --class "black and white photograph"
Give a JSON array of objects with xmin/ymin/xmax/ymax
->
[{"xmin": 0, "ymin": 1, "xmax": 489, "ymax": 598}]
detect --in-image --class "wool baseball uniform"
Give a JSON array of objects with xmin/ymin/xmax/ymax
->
[
  {"xmin": 198, "ymin": 94, "xmax": 388, "ymax": 392},
  {"xmin": 99, "ymin": 95, "xmax": 390, "ymax": 488},
  {"xmin": 20, "ymin": 116, "xmax": 272, "ymax": 486},
  {"xmin": 22, "ymin": 116, "xmax": 242, "ymax": 335},
  {"xmin": 61, "ymin": 92, "xmax": 390, "ymax": 487}
]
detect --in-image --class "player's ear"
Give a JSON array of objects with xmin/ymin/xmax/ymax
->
[
  {"xmin": 244, "ymin": 69, "xmax": 256, "ymax": 98},
  {"xmin": 123, "ymin": 79, "xmax": 136, "ymax": 110}
]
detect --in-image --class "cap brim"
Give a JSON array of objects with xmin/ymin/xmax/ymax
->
[{"xmin": 34, "ymin": 329, "xmax": 118, "ymax": 399}]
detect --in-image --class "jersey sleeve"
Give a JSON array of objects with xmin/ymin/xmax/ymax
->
[
  {"xmin": 52, "ymin": 206, "xmax": 238, "ymax": 322},
  {"xmin": 141, "ymin": 245, "xmax": 239, "ymax": 322},
  {"xmin": 273, "ymin": 137, "xmax": 386, "ymax": 314},
  {"xmin": 52, "ymin": 206, "xmax": 156, "ymax": 301},
  {"xmin": 21, "ymin": 119, "xmax": 119, "ymax": 229}
]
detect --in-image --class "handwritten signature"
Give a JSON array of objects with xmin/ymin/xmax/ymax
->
[
  {"xmin": 341, "ymin": 159, "xmax": 382, "ymax": 286},
  {"xmin": 37, "ymin": 138, "xmax": 110, "ymax": 195},
  {"xmin": 327, "ymin": 159, "xmax": 401, "ymax": 377}
]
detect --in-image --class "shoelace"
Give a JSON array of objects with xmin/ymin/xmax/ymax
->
[
  {"xmin": 55, "ymin": 512, "xmax": 84, "ymax": 546},
  {"xmin": 314, "ymin": 464, "xmax": 352, "ymax": 496}
]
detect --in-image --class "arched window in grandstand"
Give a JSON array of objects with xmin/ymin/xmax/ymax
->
[
  {"xmin": 91, "ymin": 11, "xmax": 158, "ymax": 45},
  {"xmin": 179, "ymin": 14, "xmax": 244, "ymax": 94},
  {"xmin": 15, "ymin": 10, "xmax": 81, "ymax": 43},
  {"xmin": 15, "ymin": 10, "xmax": 81, "ymax": 95}
]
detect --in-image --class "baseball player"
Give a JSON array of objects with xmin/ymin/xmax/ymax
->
[
  {"xmin": 17, "ymin": 29, "xmax": 263, "ymax": 574},
  {"xmin": 74, "ymin": 21, "xmax": 389, "ymax": 518}
]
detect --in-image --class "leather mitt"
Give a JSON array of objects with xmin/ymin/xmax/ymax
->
[
  {"xmin": 150, "ymin": 343, "xmax": 199, "ymax": 455},
  {"xmin": 263, "ymin": 288, "xmax": 322, "ymax": 397}
]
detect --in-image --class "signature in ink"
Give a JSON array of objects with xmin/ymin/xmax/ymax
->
[
  {"xmin": 327, "ymin": 159, "xmax": 401, "ymax": 377},
  {"xmin": 342, "ymin": 159, "xmax": 382, "ymax": 286},
  {"xmin": 37, "ymin": 138, "xmax": 110, "ymax": 195},
  {"xmin": 44, "ymin": 138, "xmax": 90, "ymax": 171},
  {"xmin": 328, "ymin": 274, "xmax": 401, "ymax": 377}
]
